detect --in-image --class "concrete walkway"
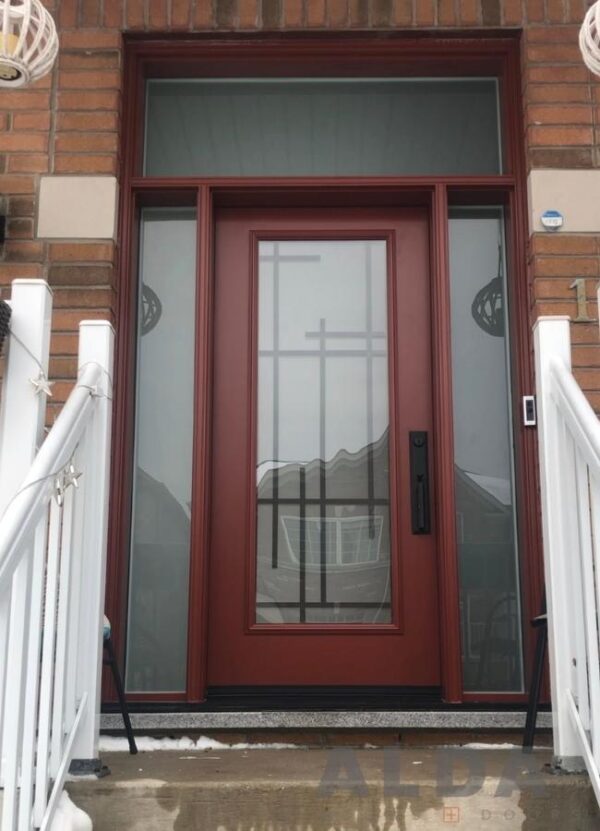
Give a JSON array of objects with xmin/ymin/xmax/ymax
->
[{"xmin": 67, "ymin": 746, "xmax": 599, "ymax": 830}]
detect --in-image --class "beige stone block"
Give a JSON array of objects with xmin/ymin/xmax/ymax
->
[
  {"xmin": 528, "ymin": 169, "xmax": 600, "ymax": 234},
  {"xmin": 37, "ymin": 176, "xmax": 118, "ymax": 240}
]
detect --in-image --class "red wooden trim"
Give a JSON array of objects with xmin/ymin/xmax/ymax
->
[
  {"xmin": 431, "ymin": 184, "xmax": 463, "ymax": 704},
  {"xmin": 186, "ymin": 185, "xmax": 214, "ymax": 702}
]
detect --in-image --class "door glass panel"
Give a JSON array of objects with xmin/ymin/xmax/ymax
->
[
  {"xmin": 256, "ymin": 240, "xmax": 392, "ymax": 624},
  {"xmin": 145, "ymin": 78, "xmax": 501, "ymax": 177},
  {"xmin": 126, "ymin": 208, "xmax": 197, "ymax": 693},
  {"xmin": 449, "ymin": 207, "xmax": 524, "ymax": 693}
]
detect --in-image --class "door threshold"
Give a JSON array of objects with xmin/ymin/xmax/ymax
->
[{"xmin": 100, "ymin": 709, "xmax": 552, "ymax": 732}]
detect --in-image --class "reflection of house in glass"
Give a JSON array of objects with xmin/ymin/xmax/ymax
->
[
  {"xmin": 126, "ymin": 467, "xmax": 190, "ymax": 693},
  {"xmin": 256, "ymin": 430, "xmax": 392, "ymax": 625},
  {"xmin": 455, "ymin": 467, "xmax": 522, "ymax": 692}
]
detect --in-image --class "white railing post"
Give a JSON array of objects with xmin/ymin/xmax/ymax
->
[
  {"xmin": 534, "ymin": 316, "xmax": 583, "ymax": 767},
  {"xmin": 0, "ymin": 279, "xmax": 52, "ymax": 800},
  {"xmin": 70, "ymin": 320, "xmax": 114, "ymax": 765}
]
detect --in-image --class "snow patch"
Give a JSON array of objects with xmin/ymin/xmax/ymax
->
[
  {"xmin": 99, "ymin": 735, "xmax": 298, "ymax": 752},
  {"xmin": 49, "ymin": 792, "xmax": 92, "ymax": 831}
]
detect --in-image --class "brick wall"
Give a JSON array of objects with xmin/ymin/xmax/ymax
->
[{"xmin": 1, "ymin": 0, "xmax": 599, "ymax": 414}]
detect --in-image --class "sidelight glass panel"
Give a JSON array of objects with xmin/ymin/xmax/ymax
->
[
  {"xmin": 145, "ymin": 78, "xmax": 501, "ymax": 177},
  {"xmin": 449, "ymin": 208, "xmax": 524, "ymax": 693},
  {"xmin": 126, "ymin": 208, "xmax": 196, "ymax": 693},
  {"xmin": 256, "ymin": 240, "xmax": 392, "ymax": 624}
]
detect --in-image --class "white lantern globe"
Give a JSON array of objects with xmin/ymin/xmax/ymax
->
[
  {"xmin": 580, "ymin": 0, "xmax": 600, "ymax": 76},
  {"xmin": 0, "ymin": 0, "xmax": 58, "ymax": 88}
]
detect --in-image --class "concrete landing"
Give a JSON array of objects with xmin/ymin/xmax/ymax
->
[{"xmin": 67, "ymin": 747, "xmax": 599, "ymax": 830}]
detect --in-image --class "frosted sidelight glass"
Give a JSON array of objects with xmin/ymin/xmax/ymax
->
[
  {"xmin": 126, "ymin": 208, "xmax": 196, "ymax": 693},
  {"xmin": 449, "ymin": 207, "xmax": 524, "ymax": 693},
  {"xmin": 256, "ymin": 240, "xmax": 392, "ymax": 624},
  {"xmin": 145, "ymin": 78, "xmax": 501, "ymax": 177}
]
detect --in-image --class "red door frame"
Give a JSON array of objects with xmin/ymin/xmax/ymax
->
[{"xmin": 105, "ymin": 32, "xmax": 540, "ymax": 705}]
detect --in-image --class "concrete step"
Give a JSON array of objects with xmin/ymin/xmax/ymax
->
[{"xmin": 68, "ymin": 746, "xmax": 599, "ymax": 830}]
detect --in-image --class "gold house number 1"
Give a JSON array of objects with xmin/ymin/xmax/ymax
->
[{"xmin": 570, "ymin": 278, "xmax": 597, "ymax": 322}]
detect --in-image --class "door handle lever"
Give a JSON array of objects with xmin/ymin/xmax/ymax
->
[{"xmin": 410, "ymin": 431, "xmax": 431, "ymax": 535}]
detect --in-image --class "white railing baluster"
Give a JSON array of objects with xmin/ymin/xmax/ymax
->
[
  {"xmin": 1, "ymin": 544, "xmax": 34, "ymax": 831},
  {"xmin": 50, "ymin": 480, "xmax": 76, "ymax": 778},
  {"xmin": 18, "ymin": 516, "xmax": 49, "ymax": 830},
  {"xmin": 573, "ymin": 450, "xmax": 595, "ymax": 731},
  {"xmin": 33, "ymin": 497, "xmax": 63, "ymax": 827},
  {"xmin": 71, "ymin": 321, "xmax": 114, "ymax": 765},
  {"xmin": 534, "ymin": 317, "xmax": 583, "ymax": 766}
]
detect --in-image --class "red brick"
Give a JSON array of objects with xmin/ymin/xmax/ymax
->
[
  {"xmin": 371, "ymin": 0, "xmax": 394, "ymax": 25},
  {"xmin": 59, "ymin": 91, "xmax": 120, "ymax": 111},
  {"xmin": 0, "ymin": 133, "xmax": 48, "ymax": 152},
  {"xmin": 347, "ymin": 0, "xmax": 368, "ymax": 23},
  {"xmin": 534, "ymin": 278, "xmax": 598, "ymax": 299},
  {"xmin": 80, "ymin": 0, "xmax": 101, "ymax": 25},
  {"xmin": 59, "ymin": 70, "xmax": 121, "ymax": 90},
  {"xmin": 49, "ymin": 265, "xmax": 115, "ymax": 287},
  {"xmin": 148, "ymin": 0, "xmax": 168, "ymax": 28},
  {"xmin": 0, "ymin": 262, "xmax": 44, "ymax": 278},
  {"xmin": 0, "ymin": 91, "xmax": 50, "ymax": 110},
  {"xmin": 529, "ymin": 147, "xmax": 593, "ymax": 167},
  {"xmin": 171, "ymin": 0, "xmax": 191, "ymax": 28},
  {"xmin": 307, "ymin": 0, "xmax": 327, "ymax": 25},
  {"xmin": 526, "ymin": 24, "xmax": 580, "ymax": 41},
  {"xmin": 531, "ymin": 234, "xmax": 598, "ymax": 255},
  {"xmin": 12, "ymin": 112, "xmax": 51, "ymax": 131},
  {"xmin": 57, "ymin": 112, "xmax": 119, "ymax": 132},
  {"xmin": 55, "ymin": 133, "xmax": 119, "ymax": 153},
  {"xmin": 284, "ymin": 0, "xmax": 304, "ymax": 24},
  {"xmin": 528, "ymin": 125, "xmax": 593, "ymax": 145},
  {"xmin": 7, "ymin": 155, "xmax": 49, "ymax": 173},
  {"xmin": 393, "ymin": 0, "xmax": 413, "ymax": 23},
  {"xmin": 49, "ymin": 243, "xmax": 115, "ymax": 263},
  {"xmin": 534, "ymin": 256, "xmax": 599, "ymax": 277},
  {"xmin": 50, "ymin": 332, "xmax": 79, "ymax": 355},
  {"xmin": 262, "ymin": 0, "xmax": 282, "ymax": 26},
  {"xmin": 527, "ymin": 104, "xmax": 593, "ymax": 125},
  {"xmin": 61, "ymin": 31, "xmax": 122, "ymax": 49},
  {"xmin": 60, "ymin": 52, "xmax": 121, "ymax": 71},
  {"xmin": 194, "ymin": 1, "xmax": 215, "ymax": 26},
  {"xmin": 8, "ymin": 196, "xmax": 35, "ymax": 217},
  {"xmin": 7, "ymin": 218, "xmax": 34, "ymax": 239},
  {"xmin": 527, "ymin": 65, "xmax": 589, "ymax": 83},
  {"xmin": 104, "ymin": 0, "xmax": 123, "ymax": 27},
  {"xmin": 126, "ymin": 0, "xmax": 145, "ymax": 28},
  {"xmin": 415, "ymin": 0, "xmax": 435, "ymax": 24},
  {"xmin": 526, "ymin": 0, "xmax": 544, "ymax": 22},
  {"xmin": 526, "ymin": 84, "xmax": 590, "ymax": 103},
  {"xmin": 52, "ymin": 309, "xmax": 113, "ymax": 330},
  {"xmin": 59, "ymin": 0, "xmax": 78, "ymax": 27},
  {"xmin": 328, "ymin": 0, "xmax": 348, "ymax": 25},
  {"xmin": 52, "ymin": 288, "xmax": 115, "ymax": 309},
  {"xmin": 573, "ymin": 345, "xmax": 600, "ymax": 365},
  {"xmin": 0, "ymin": 175, "xmax": 35, "ymax": 194},
  {"xmin": 527, "ymin": 43, "xmax": 582, "ymax": 63},
  {"xmin": 502, "ymin": 0, "xmax": 523, "ymax": 24},
  {"xmin": 459, "ymin": 0, "xmax": 480, "ymax": 25},
  {"xmin": 5, "ymin": 241, "xmax": 44, "ymax": 262},
  {"xmin": 54, "ymin": 155, "xmax": 118, "ymax": 174},
  {"xmin": 545, "ymin": 0, "xmax": 566, "ymax": 23}
]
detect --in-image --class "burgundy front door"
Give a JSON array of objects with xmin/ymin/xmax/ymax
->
[{"xmin": 208, "ymin": 207, "xmax": 441, "ymax": 686}]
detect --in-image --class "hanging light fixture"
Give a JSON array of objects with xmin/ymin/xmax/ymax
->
[
  {"xmin": 0, "ymin": 0, "xmax": 58, "ymax": 88},
  {"xmin": 580, "ymin": 1, "xmax": 600, "ymax": 75}
]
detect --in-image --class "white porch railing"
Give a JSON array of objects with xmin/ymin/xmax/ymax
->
[
  {"xmin": 535, "ymin": 315, "xmax": 600, "ymax": 804},
  {"xmin": 0, "ymin": 279, "xmax": 114, "ymax": 830}
]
